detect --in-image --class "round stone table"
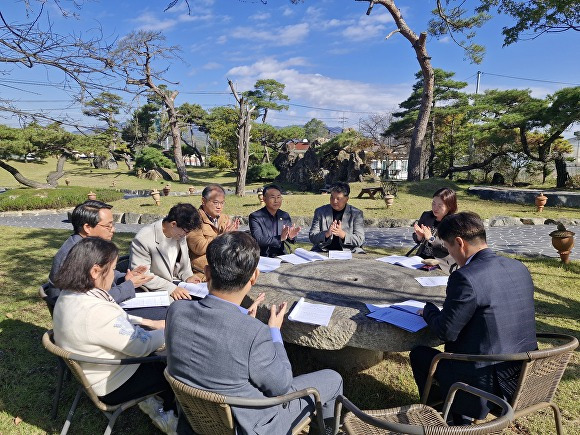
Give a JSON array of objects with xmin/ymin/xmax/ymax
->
[{"xmin": 246, "ymin": 256, "xmax": 448, "ymax": 369}]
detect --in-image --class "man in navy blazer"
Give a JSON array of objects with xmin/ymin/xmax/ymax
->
[
  {"xmin": 309, "ymin": 182, "xmax": 365, "ymax": 252},
  {"xmin": 249, "ymin": 184, "xmax": 301, "ymax": 257},
  {"xmin": 166, "ymin": 232, "xmax": 343, "ymax": 434},
  {"xmin": 411, "ymin": 212, "xmax": 536, "ymax": 424}
]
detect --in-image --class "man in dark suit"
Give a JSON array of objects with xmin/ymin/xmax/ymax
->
[
  {"xmin": 166, "ymin": 232, "xmax": 342, "ymax": 435},
  {"xmin": 309, "ymin": 182, "xmax": 365, "ymax": 252},
  {"xmin": 249, "ymin": 184, "xmax": 300, "ymax": 257},
  {"xmin": 411, "ymin": 212, "xmax": 536, "ymax": 424}
]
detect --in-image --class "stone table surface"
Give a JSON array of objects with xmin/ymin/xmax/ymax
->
[{"xmin": 247, "ymin": 255, "xmax": 447, "ymax": 353}]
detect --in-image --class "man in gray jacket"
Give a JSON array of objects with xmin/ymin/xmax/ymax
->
[
  {"xmin": 309, "ymin": 182, "xmax": 365, "ymax": 252},
  {"xmin": 166, "ymin": 232, "xmax": 343, "ymax": 434}
]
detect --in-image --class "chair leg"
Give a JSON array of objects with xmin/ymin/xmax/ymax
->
[
  {"xmin": 51, "ymin": 358, "xmax": 67, "ymax": 419},
  {"xmin": 103, "ymin": 407, "xmax": 125, "ymax": 435},
  {"xmin": 550, "ymin": 402, "xmax": 564, "ymax": 435},
  {"xmin": 60, "ymin": 387, "xmax": 82, "ymax": 435}
]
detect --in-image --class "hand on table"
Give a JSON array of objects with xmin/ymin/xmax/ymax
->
[
  {"xmin": 171, "ymin": 286, "xmax": 192, "ymax": 300},
  {"xmin": 186, "ymin": 275, "xmax": 201, "ymax": 284}
]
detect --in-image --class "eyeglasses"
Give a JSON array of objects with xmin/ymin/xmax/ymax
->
[
  {"xmin": 210, "ymin": 200, "xmax": 225, "ymax": 206},
  {"xmin": 97, "ymin": 223, "xmax": 115, "ymax": 230}
]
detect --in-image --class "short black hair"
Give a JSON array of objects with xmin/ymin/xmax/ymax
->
[
  {"xmin": 206, "ymin": 232, "xmax": 260, "ymax": 292},
  {"xmin": 437, "ymin": 212, "xmax": 487, "ymax": 244},
  {"xmin": 54, "ymin": 237, "xmax": 119, "ymax": 293},
  {"xmin": 262, "ymin": 184, "xmax": 282, "ymax": 197},
  {"xmin": 201, "ymin": 184, "xmax": 225, "ymax": 200},
  {"xmin": 330, "ymin": 182, "xmax": 350, "ymax": 197},
  {"xmin": 163, "ymin": 203, "xmax": 201, "ymax": 232},
  {"xmin": 71, "ymin": 200, "xmax": 112, "ymax": 234}
]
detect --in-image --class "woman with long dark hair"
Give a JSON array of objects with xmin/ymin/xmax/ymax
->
[
  {"xmin": 413, "ymin": 188, "xmax": 457, "ymax": 269},
  {"xmin": 52, "ymin": 237, "xmax": 176, "ymax": 434}
]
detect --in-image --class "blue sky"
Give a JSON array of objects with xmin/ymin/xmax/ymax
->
[{"xmin": 1, "ymin": 0, "xmax": 579, "ymax": 138}]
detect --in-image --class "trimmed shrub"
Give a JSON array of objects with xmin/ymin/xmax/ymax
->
[
  {"xmin": 207, "ymin": 150, "xmax": 232, "ymax": 170},
  {"xmin": 247, "ymin": 163, "xmax": 279, "ymax": 182},
  {"xmin": 135, "ymin": 147, "xmax": 174, "ymax": 171},
  {"xmin": 0, "ymin": 187, "xmax": 124, "ymax": 211}
]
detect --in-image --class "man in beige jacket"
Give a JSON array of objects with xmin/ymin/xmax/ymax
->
[{"xmin": 187, "ymin": 184, "xmax": 239, "ymax": 280}]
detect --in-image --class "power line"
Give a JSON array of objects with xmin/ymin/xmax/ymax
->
[{"xmin": 479, "ymin": 71, "xmax": 580, "ymax": 87}]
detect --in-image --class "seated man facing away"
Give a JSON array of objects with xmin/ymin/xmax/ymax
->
[
  {"xmin": 411, "ymin": 212, "xmax": 537, "ymax": 424},
  {"xmin": 166, "ymin": 232, "xmax": 343, "ymax": 434},
  {"xmin": 130, "ymin": 203, "xmax": 202, "ymax": 301},
  {"xmin": 249, "ymin": 184, "xmax": 301, "ymax": 258},
  {"xmin": 45, "ymin": 200, "xmax": 152, "ymax": 307},
  {"xmin": 309, "ymin": 182, "xmax": 365, "ymax": 252},
  {"xmin": 186, "ymin": 183, "xmax": 239, "ymax": 281}
]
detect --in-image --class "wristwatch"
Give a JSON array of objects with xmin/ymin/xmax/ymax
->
[{"xmin": 428, "ymin": 236, "xmax": 435, "ymax": 243}]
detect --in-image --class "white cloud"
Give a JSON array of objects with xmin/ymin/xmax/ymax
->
[
  {"xmin": 230, "ymin": 23, "xmax": 309, "ymax": 47},
  {"xmin": 203, "ymin": 62, "xmax": 221, "ymax": 70},
  {"xmin": 282, "ymin": 6, "xmax": 294, "ymax": 17},
  {"xmin": 250, "ymin": 12, "xmax": 271, "ymax": 21},
  {"xmin": 132, "ymin": 10, "xmax": 214, "ymax": 32},
  {"xmin": 438, "ymin": 36, "xmax": 451, "ymax": 44},
  {"xmin": 227, "ymin": 58, "xmax": 409, "ymax": 126},
  {"xmin": 342, "ymin": 11, "xmax": 394, "ymax": 42}
]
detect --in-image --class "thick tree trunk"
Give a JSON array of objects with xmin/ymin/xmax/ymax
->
[
  {"xmin": 0, "ymin": 159, "xmax": 54, "ymax": 188},
  {"xmin": 554, "ymin": 156, "xmax": 569, "ymax": 188},
  {"xmin": 166, "ymin": 99, "xmax": 189, "ymax": 183},
  {"xmin": 236, "ymin": 116, "xmax": 252, "ymax": 196},
  {"xmin": 46, "ymin": 154, "xmax": 68, "ymax": 186},
  {"xmin": 427, "ymin": 119, "xmax": 435, "ymax": 178},
  {"xmin": 362, "ymin": 0, "xmax": 434, "ymax": 181}
]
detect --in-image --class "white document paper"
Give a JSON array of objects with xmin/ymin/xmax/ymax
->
[
  {"xmin": 177, "ymin": 282, "xmax": 209, "ymax": 298},
  {"xmin": 278, "ymin": 248, "xmax": 328, "ymax": 264},
  {"xmin": 365, "ymin": 303, "xmax": 391, "ymax": 313},
  {"xmin": 328, "ymin": 250, "xmax": 352, "ymax": 260},
  {"xmin": 277, "ymin": 253, "xmax": 310, "ymax": 265},
  {"xmin": 367, "ymin": 307, "xmax": 427, "ymax": 332},
  {"xmin": 376, "ymin": 255, "xmax": 424, "ymax": 269},
  {"xmin": 258, "ymin": 256, "xmax": 282, "ymax": 272},
  {"xmin": 120, "ymin": 291, "xmax": 171, "ymax": 309},
  {"xmin": 415, "ymin": 276, "xmax": 449, "ymax": 287},
  {"xmin": 288, "ymin": 297, "xmax": 335, "ymax": 327}
]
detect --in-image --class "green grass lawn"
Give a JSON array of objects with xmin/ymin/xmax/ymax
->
[
  {"xmin": 1, "ymin": 158, "xmax": 578, "ymax": 221},
  {"xmin": 0, "ymin": 227, "xmax": 577, "ymax": 434}
]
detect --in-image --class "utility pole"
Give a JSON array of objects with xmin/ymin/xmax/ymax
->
[{"xmin": 467, "ymin": 71, "xmax": 481, "ymax": 181}]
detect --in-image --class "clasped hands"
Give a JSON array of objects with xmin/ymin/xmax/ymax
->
[
  {"xmin": 281, "ymin": 224, "xmax": 301, "ymax": 241},
  {"xmin": 224, "ymin": 217, "xmax": 240, "ymax": 232},
  {"xmin": 413, "ymin": 223, "xmax": 433, "ymax": 241},
  {"xmin": 247, "ymin": 292, "xmax": 288, "ymax": 329},
  {"xmin": 325, "ymin": 220, "xmax": 346, "ymax": 240}
]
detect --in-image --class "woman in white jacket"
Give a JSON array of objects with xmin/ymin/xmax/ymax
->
[{"xmin": 52, "ymin": 237, "xmax": 176, "ymax": 433}]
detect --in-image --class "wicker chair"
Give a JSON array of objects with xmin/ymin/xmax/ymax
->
[
  {"xmin": 334, "ymin": 382, "xmax": 514, "ymax": 434},
  {"xmin": 42, "ymin": 330, "xmax": 166, "ymax": 435},
  {"xmin": 164, "ymin": 368, "xmax": 326, "ymax": 435},
  {"xmin": 421, "ymin": 333, "xmax": 578, "ymax": 435}
]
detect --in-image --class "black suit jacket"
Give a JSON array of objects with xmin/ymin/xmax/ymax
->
[
  {"xmin": 423, "ymin": 248, "xmax": 536, "ymax": 417},
  {"xmin": 249, "ymin": 207, "xmax": 294, "ymax": 257}
]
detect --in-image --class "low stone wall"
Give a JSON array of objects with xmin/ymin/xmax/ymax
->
[{"xmin": 468, "ymin": 186, "xmax": 580, "ymax": 208}]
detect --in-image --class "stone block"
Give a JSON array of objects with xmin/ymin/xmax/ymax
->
[
  {"xmin": 520, "ymin": 217, "xmax": 545, "ymax": 225},
  {"xmin": 122, "ymin": 212, "xmax": 141, "ymax": 224},
  {"xmin": 489, "ymin": 216, "xmax": 523, "ymax": 227},
  {"xmin": 364, "ymin": 218, "xmax": 378, "ymax": 227},
  {"xmin": 139, "ymin": 213, "xmax": 161, "ymax": 225},
  {"xmin": 111, "ymin": 212, "xmax": 123, "ymax": 223}
]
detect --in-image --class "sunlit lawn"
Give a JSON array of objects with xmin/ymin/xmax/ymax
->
[{"xmin": 0, "ymin": 226, "xmax": 577, "ymax": 434}]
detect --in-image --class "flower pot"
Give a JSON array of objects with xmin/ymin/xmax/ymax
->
[
  {"xmin": 549, "ymin": 224, "xmax": 575, "ymax": 264},
  {"xmin": 257, "ymin": 187, "xmax": 264, "ymax": 205},
  {"xmin": 535, "ymin": 192, "xmax": 548, "ymax": 212},
  {"xmin": 151, "ymin": 189, "xmax": 161, "ymax": 206},
  {"xmin": 162, "ymin": 184, "xmax": 171, "ymax": 196},
  {"xmin": 87, "ymin": 191, "xmax": 97, "ymax": 200},
  {"xmin": 65, "ymin": 178, "xmax": 70, "ymax": 186},
  {"xmin": 188, "ymin": 186, "xmax": 196, "ymax": 195},
  {"xmin": 383, "ymin": 194, "xmax": 395, "ymax": 208}
]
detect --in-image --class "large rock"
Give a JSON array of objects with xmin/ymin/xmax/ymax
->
[
  {"xmin": 140, "ymin": 213, "xmax": 161, "ymax": 225},
  {"xmin": 489, "ymin": 216, "xmax": 523, "ymax": 227},
  {"xmin": 520, "ymin": 217, "xmax": 546, "ymax": 225},
  {"xmin": 122, "ymin": 212, "xmax": 141, "ymax": 224}
]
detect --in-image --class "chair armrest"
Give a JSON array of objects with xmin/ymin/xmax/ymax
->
[
  {"xmin": 225, "ymin": 387, "xmax": 324, "ymax": 433},
  {"xmin": 442, "ymin": 382, "xmax": 514, "ymax": 423},
  {"xmin": 66, "ymin": 353, "xmax": 166, "ymax": 365},
  {"xmin": 333, "ymin": 395, "xmax": 425, "ymax": 435}
]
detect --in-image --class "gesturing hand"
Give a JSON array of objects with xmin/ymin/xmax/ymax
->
[
  {"xmin": 125, "ymin": 268, "xmax": 153, "ymax": 287},
  {"xmin": 281, "ymin": 225, "xmax": 291, "ymax": 241},
  {"xmin": 225, "ymin": 218, "xmax": 240, "ymax": 232},
  {"xmin": 268, "ymin": 302, "xmax": 288, "ymax": 329},
  {"xmin": 247, "ymin": 292, "xmax": 266, "ymax": 318},
  {"xmin": 421, "ymin": 225, "xmax": 433, "ymax": 240},
  {"xmin": 287, "ymin": 224, "xmax": 301, "ymax": 240},
  {"xmin": 413, "ymin": 223, "xmax": 425, "ymax": 240}
]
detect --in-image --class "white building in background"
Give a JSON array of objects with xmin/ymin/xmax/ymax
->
[{"xmin": 369, "ymin": 158, "xmax": 408, "ymax": 179}]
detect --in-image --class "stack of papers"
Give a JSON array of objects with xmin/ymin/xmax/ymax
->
[
  {"xmin": 415, "ymin": 276, "xmax": 448, "ymax": 287},
  {"xmin": 288, "ymin": 297, "xmax": 335, "ymax": 327},
  {"xmin": 376, "ymin": 255, "xmax": 424, "ymax": 269},
  {"xmin": 278, "ymin": 248, "xmax": 327, "ymax": 265},
  {"xmin": 177, "ymin": 282, "xmax": 209, "ymax": 298},
  {"xmin": 366, "ymin": 299, "xmax": 428, "ymax": 332},
  {"xmin": 258, "ymin": 256, "xmax": 282, "ymax": 272},
  {"xmin": 120, "ymin": 291, "xmax": 171, "ymax": 309},
  {"xmin": 328, "ymin": 250, "xmax": 352, "ymax": 260}
]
